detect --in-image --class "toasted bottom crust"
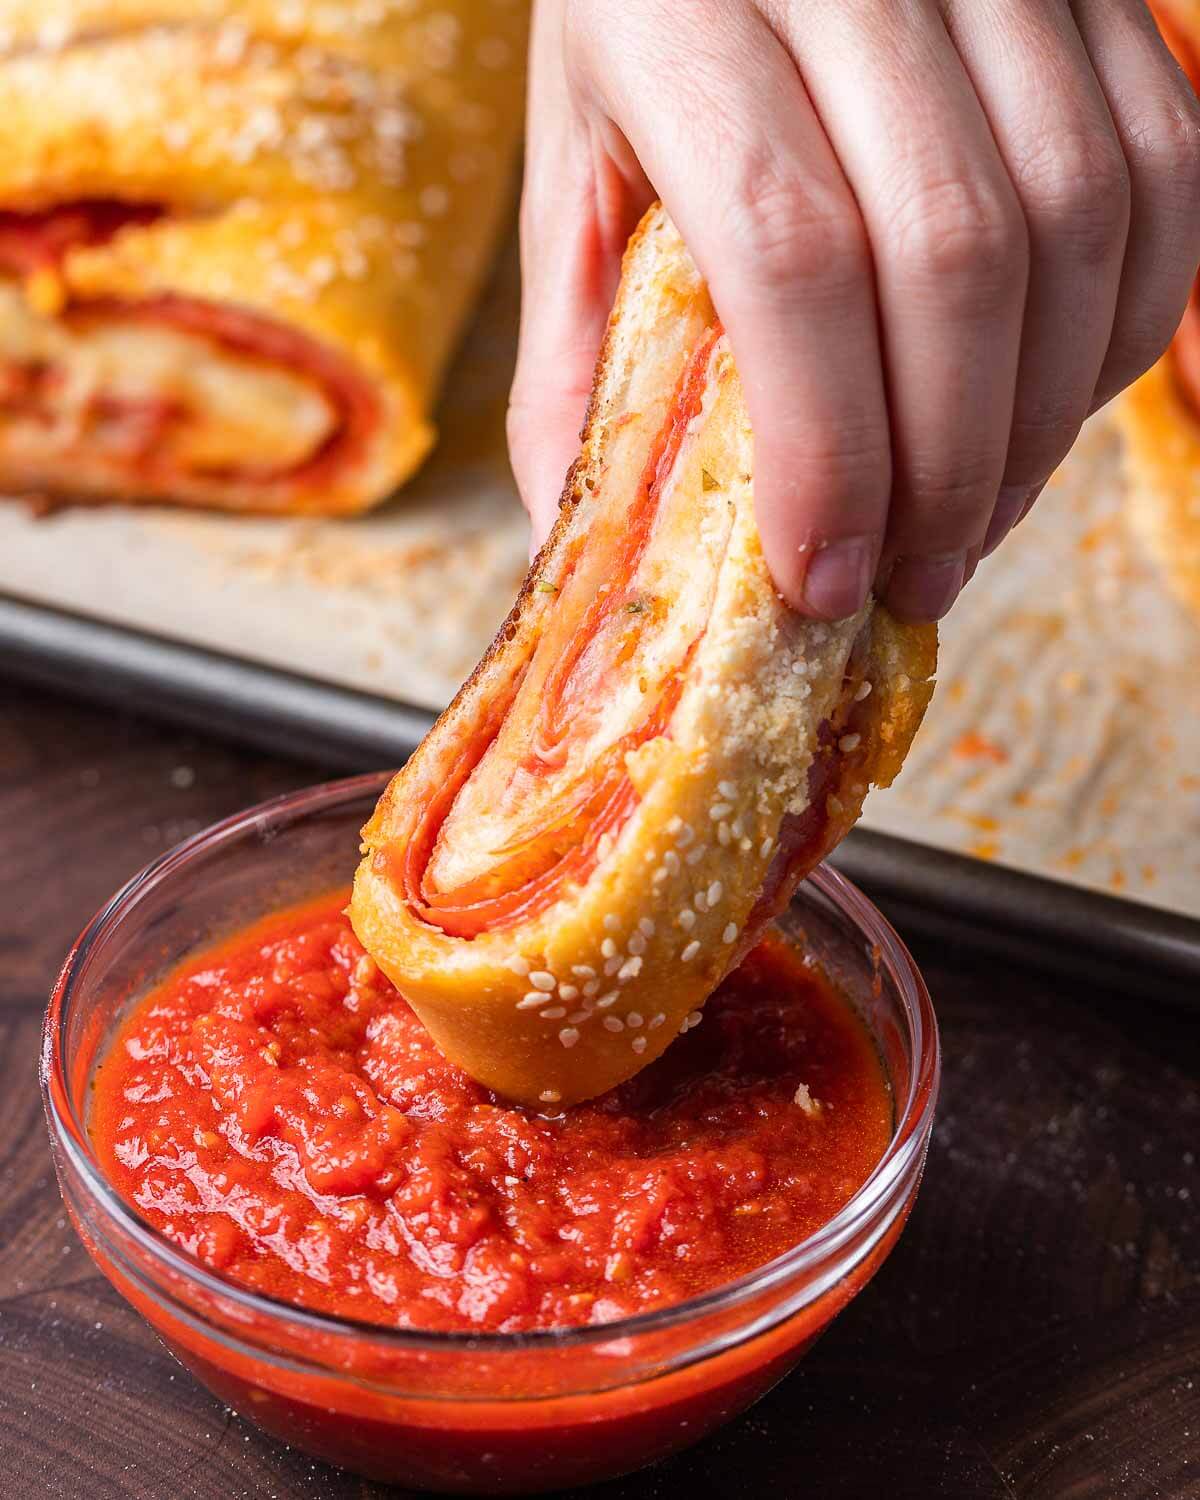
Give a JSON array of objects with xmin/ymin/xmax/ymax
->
[{"xmin": 1115, "ymin": 356, "xmax": 1200, "ymax": 618}]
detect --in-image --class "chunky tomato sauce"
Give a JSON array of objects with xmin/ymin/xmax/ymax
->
[{"xmin": 89, "ymin": 893, "xmax": 891, "ymax": 1335}]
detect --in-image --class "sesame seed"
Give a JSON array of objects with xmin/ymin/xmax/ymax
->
[
  {"xmin": 582, "ymin": 979, "xmax": 600, "ymax": 997},
  {"xmin": 568, "ymin": 1009, "xmax": 591, "ymax": 1025},
  {"xmin": 855, "ymin": 680, "xmax": 873, "ymax": 701},
  {"xmin": 718, "ymin": 780, "xmax": 737, "ymax": 799},
  {"xmin": 627, "ymin": 1011, "xmax": 644, "ymax": 1028},
  {"xmin": 627, "ymin": 933, "xmax": 646, "ymax": 956},
  {"xmin": 631, "ymin": 1036, "xmax": 648, "ymax": 1054},
  {"xmin": 708, "ymin": 881, "xmax": 724, "ymax": 905},
  {"xmin": 686, "ymin": 1010, "xmax": 703, "ymax": 1028},
  {"xmin": 517, "ymin": 994, "xmax": 546, "ymax": 1010},
  {"xmin": 529, "ymin": 971, "xmax": 556, "ymax": 992},
  {"xmin": 597, "ymin": 992, "xmax": 619, "ymax": 1009},
  {"xmin": 838, "ymin": 734, "xmax": 862, "ymax": 752},
  {"xmin": 559, "ymin": 1027, "xmax": 580, "ymax": 1049},
  {"xmin": 760, "ymin": 837, "xmax": 774, "ymax": 858},
  {"xmin": 603, "ymin": 1016, "xmax": 625, "ymax": 1033},
  {"xmin": 710, "ymin": 802, "xmax": 733, "ymax": 820},
  {"xmin": 681, "ymin": 941, "xmax": 701, "ymax": 961},
  {"xmin": 652, "ymin": 867, "xmax": 668, "ymax": 885},
  {"xmin": 723, "ymin": 923, "xmax": 738, "ymax": 944},
  {"xmin": 604, "ymin": 914, "xmax": 620, "ymax": 933},
  {"xmin": 676, "ymin": 823, "xmax": 695, "ymax": 847},
  {"xmin": 618, "ymin": 957, "xmax": 643, "ymax": 981},
  {"xmin": 539, "ymin": 1089, "xmax": 561, "ymax": 1104},
  {"xmin": 558, "ymin": 984, "xmax": 579, "ymax": 1001},
  {"xmin": 678, "ymin": 909, "xmax": 696, "ymax": 931},
  {"xmin": 685, "ymin": 848, "xmax": 704, "ymax": 865},
  {"xmin": 731, "ymin": 817, "xmax": 744, "ymax": 838},
  {"xmin": 694, "ymin": 891, "xmax": 707, "ymax": 913},
  {"xmin": 540, "ymin": 1006, "xmax": 566, "ymax": 1020},
  {"xmin": 505, "ymin": 955, "xmax": 531, "ymax": 976},
  {"xmin": 666, "ymin": 816, "xmax": 683, "ymax": 834},
  {"xmin": 572, "ymin": 965, "xmax": 596, "ymax": 979},
  {"xmin": 663, "ymin": 850, "xmax": 681, "ymax": 875},
  {"xmin": 649, "ymin": 1013, "xmax": 666, "ymax": 1029},
  {"xmin": 718, "ymin": 823, "xmax": 731, "ymax": 846},
  {"xmin": 601, "ymin": 938, "xmax": 617, "ymax": 959},
  {"xmin": 638, "ymin": 918, "xmax": 656, "ymax": 938}
]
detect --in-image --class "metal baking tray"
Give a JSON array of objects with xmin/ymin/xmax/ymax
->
[{"xmin": 5, "ymin": 591, "xmax": 1197, "ymax": 1007}]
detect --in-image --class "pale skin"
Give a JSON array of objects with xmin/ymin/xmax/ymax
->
[{"xmin": 508, "ymin": 0, "xmax": 1200, "ymax": 622}]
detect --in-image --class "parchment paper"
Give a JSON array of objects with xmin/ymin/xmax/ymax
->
[{"xmin": 2, "ymin": 242, "xmax": 1196, "ymax": 921}]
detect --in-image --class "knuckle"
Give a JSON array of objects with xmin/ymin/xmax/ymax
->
[
  {"xmin": 730, "ymin": 168, "xmax": 868, "ymax": 298},
  {"xmin": 1016, "ymin": 128, "xmax": 1130, "ymax": 264},
  {"xmin": 1124, "ymin": 91, "xmax": 1200, "ymax": 185},
  {"xmin": 1104, "ymin": 309, "xmax": 1180, "ymax": 391},
  {"xmin": 888, "ymin": 174, "xmax": 1027, "ymax": 299},
  {"xmin": 896, "ymin": 457, "xmax": 1001, "ymax": 538},
  {"xmin": 1005, "ymin": 404, "xmax": 1083, "ymax": 485}
]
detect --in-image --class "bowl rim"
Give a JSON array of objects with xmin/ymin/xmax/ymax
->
[{"xmin": 42, "ymin": 770, "xmax": 939, "ymax": 1356}]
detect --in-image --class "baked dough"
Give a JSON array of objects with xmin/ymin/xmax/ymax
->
[
  {"xmin": 0, "ymin": 1, "xmax": 527, "ymax": 513},
  {"xmin": 351, "ymin": 205, "xmax": 936, "ymax": 1108},
  {"xmin": 1116, "ymin": 1, "xmax": 1200, "ymax": 616}
]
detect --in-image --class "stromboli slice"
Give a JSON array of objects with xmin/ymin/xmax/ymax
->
[
  {"xmin": 1116, "ymin": 1, "xmax": 1200, "ymax": 616},
  {"xmin": 351, "ymin": 205, "xmax": 936, "ymax": 1107}
]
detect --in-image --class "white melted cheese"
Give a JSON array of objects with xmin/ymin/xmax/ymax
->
[{"xmin": 0, "ymin": 282, "xmax": 334, "ymax": 472}]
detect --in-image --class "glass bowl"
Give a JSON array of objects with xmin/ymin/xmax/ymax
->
[{"xmin": 42, "ymin": 772, "xmax": 939, "ymax": 1494}]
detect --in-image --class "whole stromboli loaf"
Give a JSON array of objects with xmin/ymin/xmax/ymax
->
[
  {"xmin": 351, "ymin": 205, "xmax": 937, "ymax": 1108},
  {"xmin": 1117, "ymin": 1, "xmax": 1200, "ymax": 616},
  {"xmin": 0, "ymin": 1, "xmax": 527, "ymax": 513}
]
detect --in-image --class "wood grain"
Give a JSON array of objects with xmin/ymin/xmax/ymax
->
[{"xmin": 1, "ymin": 679, "xmax": 1196, "ymax": 1500}]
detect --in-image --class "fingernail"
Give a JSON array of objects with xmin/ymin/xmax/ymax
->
[
  {"xmin": 885, "ymin": 552, "xmax": 967, "ymax": 622},
  {"xmin": 981, "ymin": 485, "xmax": 1033, "ymax": 559},
  {"xmin": 802, "ymin": 537, "xmax": 875, "ymax": 619}
]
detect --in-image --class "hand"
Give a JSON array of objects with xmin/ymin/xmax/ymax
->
[{"xmin": 508, "ymin": 0, "xmax": 1200, "ymax": 621}]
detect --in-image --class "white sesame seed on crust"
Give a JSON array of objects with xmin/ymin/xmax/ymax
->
[
  {"xmin": 838, "ymin": 733, "xmax": 862, "ymax": 753},
  {"xmin": 638, "ymin": 918, "xmax": 656, "ymax": 938},
  {"xmin": 666, "ymin": 816, "xmax": 683, "ymax": 835},
  {"xmin": 685, "ymin": 848, "xmax": 704, "ymax": 866},
  {"xmin": 678, "ymin": 908, "xmax": 696, "ymax": 931},
  {"xmin": 568, "ymin": 1009, "xmax": 591, "ymax": 1025},
  {"xmin": 529, "ymin": 970, "xmax": 556, "ymax": 992},
  {"xmin": 517, "ymin": 994, "xmax": 546, "ymax": 1010},
  {"xmin": 627, "ymin": 933, "xmax": 647, "ymax": 956},
  {"xmin": 582, "ymin": 979, "xmax": 600, "ymax": 997},
  {"xmin": 559, "ymin": 1027, "xmax": 580, "ymax": 1049},
  {"xmin": 760, "ymin": 837, "xmax": 774, "ymax": 858},
  {"xmin": 676, "ymin": 823, "xmax": 695, "ymax": 848},
  {"xmin": 710, "ymin": 802, "xmax": 733, "ymax": 820},
  {"xmin": 604, "ymin": 914, "xmax": 620, "ymax": 933},
  {"xmin": 631, "ymin": 1036, "xmax": 648, "ymax": 1054},
  {"xmin": 558, "ymin": 984, "xmax": 579, "ymax": 1001},
  {"xmin": 686, "ymin": 1010, "xmax": 703, "ymax": 1028},
  {"xmin": 718, "ymin": 780, "xmax": 737, "ymax": 799},
  {"xmin": 681, "ymin": 940, "xmax": 701, "ymax": 961},
  {"xmin": 597, "ymin": 992, "xmax": 619, "ymax": 1009},
  {"xmin": 649, "ymin": 1013, "xmax": 666, "ymax": 1029},
  {"xmin": 603, "ymin": 1015, "xmax": 625, "ymax": 1033},
  {"xmin": 601, "ymin": 938, "xmax": 617, "ymax": 959},
  {"xmin": 855, "ymin": 680, "xmax": 873, "ymax": 701},
  {"xmin": 540, "ymin": 1006, "xmax": 567, "ymax": 1020},
  {"xmin": 717, "ymin": 823, "xmax": 732, "ymax": 847},
  {"xmin": 627, "ymin": 1011, "xmax": 644, "ymax": 1029},
  {"xmin": 708, "ymin": 881, "xmax": 724, "ymax": 905},
  {"xmin": 694, "ymin": 890, "xmax": 708, "ymax": 912},
  {"xmin": 651, "ymin": 867, "xmax": 668, "ymax": 885},
  {"xmin": 505, "ymin": 955, "xmax": 531, "ymax": 976},
  {"xmin": 723, "ymin": 923, "xmax": 738, "ymax": 944},
  {"xmin": 618, "ymin": 957, "xmax": 643, "ymax": 981},
  {"xmin": 604, "ymin": 956, "xmax": 623, "ymax": 976},
  {"xmin": 572, "ymin": 965, "xmax": 596, "ymax": 979}
]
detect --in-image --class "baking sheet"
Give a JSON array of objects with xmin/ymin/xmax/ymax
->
[{"xmin": 1, "ymin": 240, "xmax": 1197, "ymax": 929}]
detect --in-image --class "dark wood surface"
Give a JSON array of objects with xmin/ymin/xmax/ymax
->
[{"xmin": 1, "ymin": 678, "xmax": 1197, "ymax": 1500}]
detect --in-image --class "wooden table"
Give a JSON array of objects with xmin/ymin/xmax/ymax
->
[{"xmin": 2, "ymin": 679, "xmax": 1196, "ymax": 1500}]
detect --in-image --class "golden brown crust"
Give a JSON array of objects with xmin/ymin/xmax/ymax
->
[
  {"xmin": 0, "ymin": 2, "xmax": 527, "ymax": 513},
  {"xmin": 1115, "ymin": 357, "xmax": 1200, "ymax": 619},
  {"xmin": 351, "ymin": 204, "xmax": 936, "ymax": 1107}
]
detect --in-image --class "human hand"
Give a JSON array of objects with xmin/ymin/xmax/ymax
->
[{"xmin": 508, "ymin": 0, "xmax": 1200, "ymax": 621}]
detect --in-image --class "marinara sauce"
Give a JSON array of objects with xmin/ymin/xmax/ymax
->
[{"xmin": 90, "ymin": 893, "xmax": 891, "ymax": 1335}]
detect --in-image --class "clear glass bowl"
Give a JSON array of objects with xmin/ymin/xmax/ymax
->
[{"xmin": 42, "ymin": 772, "xmax": 939, "ymax": 1495}]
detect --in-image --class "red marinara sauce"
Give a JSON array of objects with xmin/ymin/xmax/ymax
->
[{"xmin": 90, "ymin": 892, "xmax": 892, "ymax": 1335}]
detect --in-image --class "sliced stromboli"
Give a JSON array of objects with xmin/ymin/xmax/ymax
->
[
  {"xmin": 1116, "ymin": 1, "xmax": 1200, "ymax": 617},
  {"xmin": 351, "ymin": 205, "xmax": 937, "ymax": 1108},
  {"xmin": 0, "ymin": 2, "xmax": 526, "ymax": 513}
]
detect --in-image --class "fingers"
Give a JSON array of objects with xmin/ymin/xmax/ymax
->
[
  {"xmin": 508, "ymin": 0, "xmax": 651, "ymax": 549},
  {"xmin": 942, "ymin": 0, "xmax": 1130, "ymax": 561},
  {"xmin": 570, "ymin": 0, "xmax": 893, "ymax": 616},
  {"xmin": 1074, "ymin": 0, "xmax": 1200, "ymax": 410},
  {"xmin": 765, "ymin": 0, "xmax": 1029, "ymax": 621}
]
